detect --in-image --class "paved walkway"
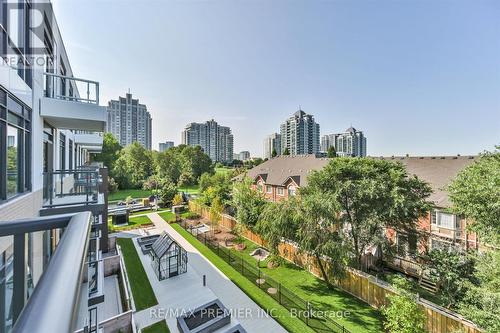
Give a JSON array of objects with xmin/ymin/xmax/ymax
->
[{"xmin": 132, "ymin": 213, "xmax": 286, "ymax": 333}]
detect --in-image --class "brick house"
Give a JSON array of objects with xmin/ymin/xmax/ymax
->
[{"xmin": 243, "ymin": 155, "xmax": 482, "ymax": 273}]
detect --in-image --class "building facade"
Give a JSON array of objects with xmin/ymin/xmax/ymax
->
[
  {"xmin": 321, "ymin": 127, "xmax": 367, "ymax": 157},
  {"xmin": 0, "ymin": 1, "xmax": 126, "ymax": 332},
  {"xmin": 181, "ymin": 119, "xmax": 234, "ymax": 163},
  {"xmin": 263, "ymin": 133, "xmax": 281, "ymax": 159},
  {"xmin": 159, "ymin": 141, "xmax": 174, "ymax": 152},
  {"xmin": 107, "ymin": 92, "xmax": 152, "ymax": 149},
  {"xmin": 280, "ymin": 110, "xmax": 320, "ymax": 155},
  {"xmin": 238, "ymin": 151, "xmax": 250, "ymax": 161}
]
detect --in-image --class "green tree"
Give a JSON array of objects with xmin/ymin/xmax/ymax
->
[
  {"xmin": 271, "ymin": 148, "xmax": 277, "ymax": 158},
  {"xmin": 92, "ymin": 133, "xmax": 122, "ymax": 174},
  {"xmin": 381, "ymin": 276, "xmax": 426, "ymax": 333},
  {"xmin": 172, "ymin": 193, "xmax": 184, "ymax": 206},
  {"xmin": 282, "ymin": 148, "xmax": 290, "ymax": 155},
  {"xmin": 425, "ymin": 249, "xmax": 476, "ymax": 308},
  {"xmin": 159, "ymin": 180, "xmax": 178, "ymax": 205},
  {"xmin": 295, "ymin": 189, "xmax": 349, "ymax": 286},
  {"xmin": 459, "ymin": 250, "xmax": 500, "ymax": 333},
  {"xmin": 257, "ymin": 197, "xmax": 301, "ymax": 261},
  {"xmin": 209, "ymin": 196, "xmax": 224, "ymax": 233},
  {"xmin": 199, "ymin": 172, "xmax": 233, "ymax": 206},
  {"xmin": 306, "ymin": 158, "xmax": 432, "ymax": 268},
  {"xmin": 231, "ymin": 178, "xmax": 268, "ymax": 229},
  {"xmin": 113, "ymin": 142, "xmax": 153, "ymax": 188},
  {"xmin": 327, "ymin": 146, "xmax": 337, "ymax": 158},
  {"xmin": 448, "ymin": 147, "xmax": 500, "ymax": 243}
]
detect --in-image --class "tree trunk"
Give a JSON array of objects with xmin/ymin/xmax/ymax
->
[{"xmin": 315, "ymin": 254, "xmax": 333, "ymax": 289}]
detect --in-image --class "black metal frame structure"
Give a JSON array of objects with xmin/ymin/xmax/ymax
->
[{"xmin": 149, "ymin": 232, "xmax": 188, "ymax": 281}]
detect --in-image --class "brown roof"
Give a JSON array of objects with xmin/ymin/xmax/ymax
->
[
  {"xmin": 371, "ymin": 156, "xmax": 478, "ymax": 208},
  {"xmin": 244, "ymin": 155, "xmax": 330, "ymax": 187},
  {"xmin": 244, "ymin": 155, "xmax": 478, "ymax": 208}
]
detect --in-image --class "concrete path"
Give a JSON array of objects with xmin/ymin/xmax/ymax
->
[{"xmin": 132, "ymin": 213, "xmax": 286, "ymax": 333}]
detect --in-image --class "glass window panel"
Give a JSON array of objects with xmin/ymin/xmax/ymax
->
[
  {"xmin": 0, "ymin": 236, "xmax": 14, "ymax": 333},
  {"xmin": 7, "ymin": 125, "xmax": 20, "ymax": 198},
  {"xmin": 7, "ymin": 96, "xmax": 22, "ymax": 116}
]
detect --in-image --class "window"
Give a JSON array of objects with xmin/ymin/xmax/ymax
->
[
  {"xmin": 288, "ymin": 185, "xmax": 296, "ymax": 196},
  {"xmin": 1, "ymin": 89, "xmax": 31, "ymax": 201},
  {"xmin": 266, "ymin": 185, "xmax": 272, "ymax": 193},
  {"xmin": 432, "ymin": 210, "xmax": 457, "ymax": 229},
  {"xmin": 59, "ymin": 133, "xmax": 65, "ymax": 170},
  {"xmin": 277, "ymin": 187, "xmax": 284, "ymax": 196}
]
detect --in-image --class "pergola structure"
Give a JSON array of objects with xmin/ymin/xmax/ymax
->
[{"xmin": 149, "ymin": 232, "xmax": 188, "ymax": 280}]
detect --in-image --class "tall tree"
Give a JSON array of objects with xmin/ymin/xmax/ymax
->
[
  {"xmin": 92, "ymin": 133, "xmax": 122, "ymax": 174},
  {"xmin": 295, "ymin": 189, "xmax": 350, "ymax": 286},
  {"xmin": 231, "ymin": 178, "xmax": 268, "ymax": 229},
  {"xmin": 271, "ymin": 148, "xmax": 277, "ymax": 158},
  {"xmin": 257, "ymin": 197, "xmax": 301, "ymax": 259},
  {"xmin": 113, "ymin": 142, "xmax": 153, "ymax": 188},
  {"xmin": 282, "ymin": 147, "xmax": 290, "ymax": 155},
  {"xmin": 305, "ymin": 158, "xmax": 432, "ymax": 268},
  {"xmin": 448, "ymin": 147, "xmax": 500, "ymax": 243},
  {"xmin": 327, "ymin": 146, "xmax": 337, "ymax": 158}
]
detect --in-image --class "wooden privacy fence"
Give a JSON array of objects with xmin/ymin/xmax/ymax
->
[{"xmin": 188, "ymin": 201, "xmax": 483, "ymax": 333}]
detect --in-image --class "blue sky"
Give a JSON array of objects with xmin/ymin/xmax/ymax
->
[{"xmin": 52, "ymin": 0, "xmax": 499, "ymax": 157}]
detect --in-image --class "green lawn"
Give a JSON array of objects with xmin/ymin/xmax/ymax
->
[
  {"xmin": 178, "ymin": 184, "xmax": 200, "ymax": 195},
  {"xmin": 215, "ymin": 167, "xmax": 233, "ymax": 175},
  {"xmin": 109, "ymin": 215, "xmax": 153, "ymax": 233},
  {"xmin": 227, "ymin": 240, "xmax": 384, "ymax": 333},
  {"xmin": 157, "ymin": 211, "xmax": 176, "ymax": 222},
  {"xmin": 169, "ymin": 223, "xmax": 314, "ymax": 333},
  {"xmin": 109, "ymin": 189, "xmax": 152, "ymax": 202},
  {"xmin": 142, "ymin": 320, "xmax": 170, "ymax": 333},
  {"xmin": 116, "ymin": 238, "xmax": 158, "ymax": 311}
]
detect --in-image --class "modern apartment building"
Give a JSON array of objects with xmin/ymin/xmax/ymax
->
[
  {"xmin": 159, "ymin": 140, "xmax": 174, "ymax": 152},
  {"xmin": 263, "ymin": 133, "xmax": 281, "ymax": 159},
  {"xmin": 321, "ymin": 127, "xmax": 367, "ymax": 157},
  {"xmin": 0, "ymin": 2, "xmax": 129, "ymax": 332},
  {"xmin": 280, "ymin": 110, "xmax": 320, "ymax": 155},
  {"xmin": 238, "ymin": 150, "xmax": 250, "ymax": 161},
  {"xmin": 181, "ymin": 119, "xmax": 234, "ymax": 163},
  {"xmin": 107, "ymin": 92, "xmax": 152, "ymax": 150}
]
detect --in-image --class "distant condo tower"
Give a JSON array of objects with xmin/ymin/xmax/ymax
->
[
  {"xmin": 280, "ymin": 109, "xmax": 320, "ymax": 155},
  {"xmin": 159, "ymin": 141, "xmax": 174, "ymax": 152},
  {"xmin": 181, "ymin": 119, "xmax": 234, "ymax": 163},
  {"xmin": 106, "ymin": 92, "xmax": 152, "ymax": 149},
  {"xmin": 321, "ymin": 127, "xmax": 367, "ymax": 157},
  {"xmin": 263, "ymin": 133, "xmax": 281, "ymax": 159}
]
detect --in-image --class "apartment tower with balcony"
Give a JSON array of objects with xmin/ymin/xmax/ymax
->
[
  {"xmin": 280, "ymin": 110, "xmax": 320, "ymax": 156},
  {"xmin": 181, "ymin": 119, "xmax": 234, "ymax": 163},
  {"xmin": 107, "ymin": 92, "xmax": 152, "ymax": 150},
  {"xmin": 263, "ymin": 133, "xmax": 281, "ymax": 159},
  {"xmin": 321, "ymin": 127, "xmax": 367, "ymax": 157}
]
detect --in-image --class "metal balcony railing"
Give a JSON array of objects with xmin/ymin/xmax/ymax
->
[
  {"xmin": 0, "ymin": 212, "xmax": 92, "ymax": 333},
  {"xmin": 43, "ymin": 168, "xmax": 102, "ymax": 208},
  {"xmin": 43, "ymin": 72, "xmax": 99, "ymax": 104}
]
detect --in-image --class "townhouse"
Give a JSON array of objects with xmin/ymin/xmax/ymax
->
[
  {"xmin": 0, "ymin": 1, "xmax": 127, "ymax": 332},
  {"xmin": 244, "ymin": 155, "xmax": 481, "ymax": 268}
]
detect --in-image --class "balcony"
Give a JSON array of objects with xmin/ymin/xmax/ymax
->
[
  {"xmin": 40, "ymin": 167, "xmax": 106, "ymax": 216},
  {"xmin": 40, "ymin": 73, "xmax": 106, "ymax": 132},
  {"xmin": 0, "ymin": 212, "xmax": 93, "ymax": 332},
  {"xmin": 74, "ymin": 132, "xmax": 104, "ymax": 153}
]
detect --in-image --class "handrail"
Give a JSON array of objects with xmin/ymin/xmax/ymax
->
[
  {"xmin": 3, "ymin": 212, "xmax": 92, "ymax": 333},
  {"xmin": 43, "ymin": 72, "xmax": 99, "ymax": 104}
]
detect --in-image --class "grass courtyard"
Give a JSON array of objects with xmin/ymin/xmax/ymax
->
[
  {"xmin": 142, "ymin": 320, "xmax": 170, "ymax": 333},
  {"xmin": 116, "ymin": 238, "xmax": 158, "ymax": 311},
  {"xmin": 108, "ymin": 215, "xmax": 153, "ymax": 232},
  {"xmin": 169, "ymin": 223, "xmax": 314, "ymax": 333}
]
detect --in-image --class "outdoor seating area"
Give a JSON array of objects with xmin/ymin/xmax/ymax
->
[{"xmin": 149, "ymin": 232, "xmax": 188, "ymax": 280}]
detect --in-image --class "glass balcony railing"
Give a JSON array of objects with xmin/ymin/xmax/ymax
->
[
  {"xmin": 42, "ymin": 168, "xmax": 102, "ymax": 208},
  {"xmin": 43, "ymin": 72, "xmax": 99, "ymax": 105}
]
